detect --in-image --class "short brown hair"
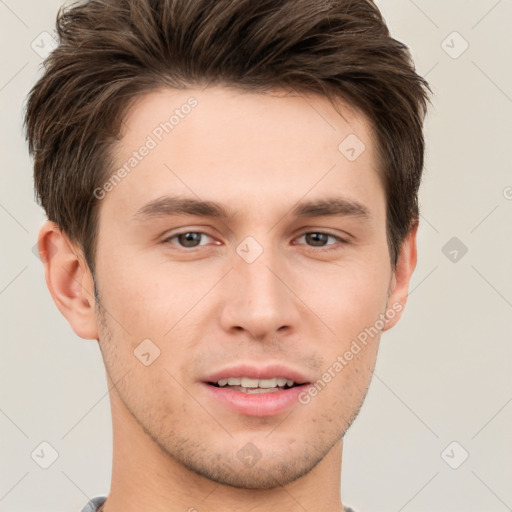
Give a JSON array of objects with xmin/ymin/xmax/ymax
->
[{"xmin": 25, "ymin": 0, "xmax": 431, "ymax": 274}]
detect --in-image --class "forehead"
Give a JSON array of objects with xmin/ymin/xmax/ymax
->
[
  {"xmin": 119, "ymin": 86, "xmax": 375, "ymax": 157},
  {"xmin": 103, "ymin": 86, "xmax": 384, "ymax": 225}
]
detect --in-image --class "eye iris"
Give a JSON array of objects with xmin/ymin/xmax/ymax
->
[
  {"xmin": 178, "ymin": 232, "xmax": 202, "ymax": 247},
  {"xmin": 306, "ymin": 233, "xmax": 329, "ymax": 246}
]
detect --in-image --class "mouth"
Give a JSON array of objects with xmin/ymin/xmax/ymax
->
[
  {"xmin": 201, "ymin": 371, "xmax": 311, "ymax": 417},
  {"xmin": 200, "ymin": 365, "xmax": 312, "ymax": 416}
]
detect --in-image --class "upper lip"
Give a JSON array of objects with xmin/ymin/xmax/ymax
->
[{"xmin": 202, "ymin": 363, "xmax": 312, "ymax": 385}]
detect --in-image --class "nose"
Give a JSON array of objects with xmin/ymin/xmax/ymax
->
[{"xmin": 218, "ymin": 243, "xmax": 301, "ymax": 341}]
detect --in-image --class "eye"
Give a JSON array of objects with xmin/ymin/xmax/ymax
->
[
  {"xmin": 295, "ymin": 231, "xmax": 347, "ymax": 250},
  {"xmin": 164, "ymin": 231, "xmax": 215, "ymax": 249},
  {"xmin": 163, "ymin": 230, "xmax": 348, "ymax": 251}
]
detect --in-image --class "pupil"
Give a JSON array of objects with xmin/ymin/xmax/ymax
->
[{"xmin": 306, "ymin": 233, "xmax": 327, "ymax": 246}]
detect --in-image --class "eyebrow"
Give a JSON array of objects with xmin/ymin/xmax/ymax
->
[
  {"xmin": 290, "ymin": 197, "xmax": 371, "ymax": 219},
  {"xmin": 132, "ymin": 195, "xmax": 371, "ymax": 222}
]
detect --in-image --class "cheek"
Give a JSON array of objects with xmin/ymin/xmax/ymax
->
[
  {"xmin": 298, "ymin": 257, "xmax": 391, "ymax": 340},
  {"xmin": 97, "ymin": 257, "xmax": 191, "ymax": 336},
  {"xmin": 97, "ymin": 230, "xmax": 391, "ymax": 344}
]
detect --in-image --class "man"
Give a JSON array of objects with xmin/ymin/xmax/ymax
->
[{"xmin": 24, "ymin": 0, "xmax": 430, "ymax": 510}]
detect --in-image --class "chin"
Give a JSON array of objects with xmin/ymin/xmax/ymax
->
[{"xmin": 182, "ymin": 455, "xmax": 322, "ymax": 490}]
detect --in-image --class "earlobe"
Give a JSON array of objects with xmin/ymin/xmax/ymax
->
[
  {"xmin": 37, "ymin": 221, "xmax": 99, "ymax": 340},
  {"xmin": 382, "ymin": 221, "xmax": 418, "ymax": 332}
]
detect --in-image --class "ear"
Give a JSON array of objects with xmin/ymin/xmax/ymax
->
[
  {"xmin": 382, "ymin": 221, "xmax": 418, "ymax": 332},
  {"xmin": 37, "ymin": 221, "xmax": 99, "ymax": 340}
]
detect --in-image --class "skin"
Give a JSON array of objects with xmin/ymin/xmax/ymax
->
[{"xmin": 38, "ymin": 86, "xmax": 417, "ymax": 512}]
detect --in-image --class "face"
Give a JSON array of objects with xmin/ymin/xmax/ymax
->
[{"xmin": 89, "ymin": 86, "xmax": 407, "ymax": 489}]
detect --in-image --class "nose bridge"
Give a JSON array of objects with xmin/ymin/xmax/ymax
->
[{"xmin": 220, "ymin": 239, "xmax": 299, "ymax": 339}]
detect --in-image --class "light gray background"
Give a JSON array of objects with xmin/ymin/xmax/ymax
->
[{"xmin": 1, "ymin": 1, "xmax": 511, "ymax": 511}]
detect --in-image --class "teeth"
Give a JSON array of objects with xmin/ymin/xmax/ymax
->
[
  {"xmin": 215, "ymin": 377, "xmax": 296, "ymax": 388},
  {"xmin": 241, "ymin": 377, "xmax": 259, "ymax": 388},
  {"xmin": 256, "ymin": 378, "xmax": 277, "ymax": 388}
]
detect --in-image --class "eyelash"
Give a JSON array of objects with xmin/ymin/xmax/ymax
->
[{"xmin": 163, "ymin": 231, "xmax": 348, "ymax": 252}]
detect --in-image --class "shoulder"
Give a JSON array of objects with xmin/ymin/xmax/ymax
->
[{"xmin": 80, "ymin": 496, "xmax": 107, "ymax": 512}]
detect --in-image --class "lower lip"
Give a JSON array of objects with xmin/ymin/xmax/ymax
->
[{"xmin": 201, "ymin": 383, "xmax": 309, "ymax": 417}]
